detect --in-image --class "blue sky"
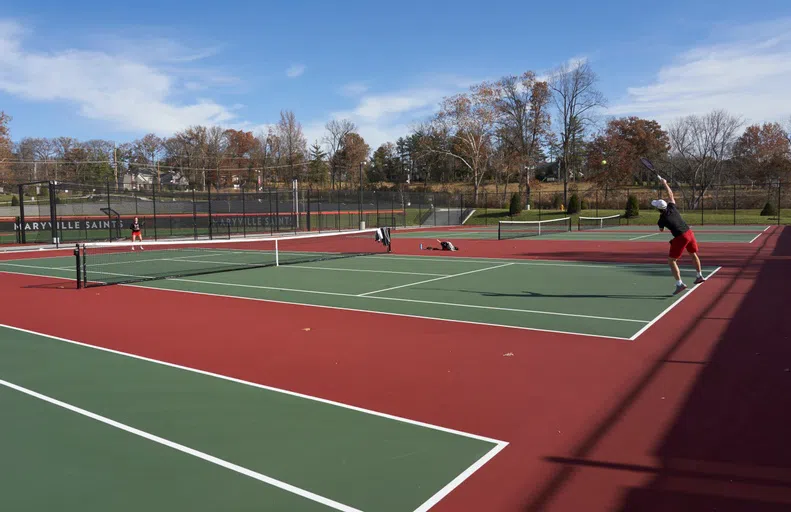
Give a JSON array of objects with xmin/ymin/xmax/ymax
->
[{"xmin": 1, "ymin": 0, "xmax": 790, "ymax": 150}]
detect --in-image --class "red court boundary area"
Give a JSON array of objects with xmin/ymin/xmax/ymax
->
[{"xmin": 1, "ymin": 226, "xmax": 789, "ymax": 511}]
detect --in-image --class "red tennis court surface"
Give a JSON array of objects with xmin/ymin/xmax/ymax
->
[{"xmin": 1, "ymin": 226, "xmax": 789, "ymax": 511}]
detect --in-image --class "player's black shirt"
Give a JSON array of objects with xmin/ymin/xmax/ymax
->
[
  {"xmin": 657, "ymin": 203, "xmax": 688, "ymax": 238},
  {"xmin": 130, "ymin": 221, "xmax": 140, "ymax": 233}
]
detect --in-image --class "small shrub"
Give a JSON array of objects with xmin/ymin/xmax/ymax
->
[
  {"xmin": 567, "ymin": 194, "xmax": 581, "ymax": 214},
  {"xmin": 552, "ymin": 193, "xmax": 563, "ymax": 209},
  {"xmin": 509, "ymin": 192, "xmax": 522, "ymax": 216},
  {"xmin": 11, "ymin": 195, "xmax": 19, "ymax": 206},
  {"xmin": 760, "ymin": 202, "xmax": 777, "ymax": 216},
  {"xmin": 625, "ymin": 195, "xmax": 640, "ymax": 218}
]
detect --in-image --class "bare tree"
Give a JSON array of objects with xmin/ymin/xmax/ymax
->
[
  {"xmin": 667, "ymin": 110, "xmax": 743, "ymax": 209},
  {"xmin": 423, "ymin": 86, "xmax": 496, "ymax": 203},
  {"xmin": 323, "ymin": 119, "xmax": 357, "ymax": 189},
  {"xmin": 491, "ymin": 72, "xmax": 552, "ymax": 205},
  {"xmin": 276, "ymin": 110, "xmax": 307, "ymax": 182},
  {"xmin": 549, "ymin": 61, "xmax": 606, "ymax": 204}
]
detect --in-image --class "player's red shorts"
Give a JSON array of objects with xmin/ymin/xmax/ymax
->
[
  {"xmin": 131, "ymin": 231, "xmax": 142, "ymax": 239},
  {"xmin": 669, "ymin": 230, "xmax": 698, "ymax": 259}
]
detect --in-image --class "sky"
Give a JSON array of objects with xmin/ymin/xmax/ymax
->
[{"xmin": 1, "ymin": 0, "xmax": 790, "ymax": 151}]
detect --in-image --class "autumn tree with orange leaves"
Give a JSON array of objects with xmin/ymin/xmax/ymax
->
[
  {"xmin": 587, "ymin": 117, "xmax": 670, "ymax": 188},
  {"xmin": 732, "ymin": 122, "xmax": 791, "ymax": 182}
]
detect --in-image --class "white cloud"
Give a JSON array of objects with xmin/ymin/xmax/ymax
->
[
  {"xmin": 286, "ymin": 64, "xmax": 306, "ymax": 78},
  {"xmin": 0, "ymin": 19, "xmax": 240, "ymax": 135},
  {"xmin": 609, "ymin": 19, "xmax": 791, "ymax": 127},
  {"xmin": 339, "ymin": 81, "xmax": 370, "ymax": 97}
]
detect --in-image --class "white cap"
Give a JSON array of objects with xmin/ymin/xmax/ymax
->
[{"xmin": 651, "ymin": 199, "xmax": 668, "ymax": 210}]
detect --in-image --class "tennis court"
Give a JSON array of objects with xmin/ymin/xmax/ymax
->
[
  {"xmin": 0, "ymin": 323, "xmax": 506, "ymax": 512},
  {"xmin": 0, "ymin": 232, "xmax": 718, "ymax": 340}
]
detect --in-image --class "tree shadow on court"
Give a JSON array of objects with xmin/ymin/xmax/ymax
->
[{"xmin": 523, "ymin": 227, "xmax": 791, "ymax": 511}]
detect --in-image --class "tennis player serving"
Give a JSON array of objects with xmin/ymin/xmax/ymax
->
[
  {"xmin": 652, "ymin": 179, "xmax": 704, "ymax": 294},
  {"xmin": 130, "ymin": 217, "xmax": 144, "ymax": 251}
]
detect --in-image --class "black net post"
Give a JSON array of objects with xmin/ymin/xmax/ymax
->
[
  {"xmin": 207, "ymin": 186, "xmax": 213, "ymax": 239},
  {"xmin": 337, "ymin": 192, "xmax": 341, "ymax": 231},
  {"xmin": 81, "ymin": 244, "xmax": 87, "ymax": 288},
  {"xmin": 74, "ymin": 244, "xmax": 82, "ymax": 289},
  {"xmin": 17, "ymin": 184, "xmax": 25, "ymax": 244}
]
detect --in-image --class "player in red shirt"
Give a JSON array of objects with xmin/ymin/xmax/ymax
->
[{"xmin": 652, "ymin": 178, "xmax": 704, "ymax": 295}]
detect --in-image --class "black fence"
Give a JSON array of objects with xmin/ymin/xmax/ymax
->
[
  {"xmin": 460, "ymin": 181, "xmax": 789, "ymax": 226},
  {"xmin": 0, "ymin": 180, "xmax": 474, "ymax": 245}
]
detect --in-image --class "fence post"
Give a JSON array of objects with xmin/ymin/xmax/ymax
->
[
  {"xmin": 733, "ymin": 183, "xmax": 736, "ymax": 226},
  {"xmin": 207, "ymin": 186, "xmax": 213, "ymax": 239},
  {"xmin": 152, "ymin": 183, "xmax": 158, "ymax": 241},
  {"xmin": 49, "ymin": 181, "xmax": 58, "ymax": 246},
  {"xmin": 17, "ymin": 184, "xmax": 26, "ymax": 244},
  {"xmin": 779, "ymin": 180, "xmax": 782, "ymax": 226},
  {"xmin": 241, "ymin": 186, "xmax": 247, "ymax": 238},
  {"xmin": 106, "ymin": 179, "xmax": 112, "ymax": 241}
]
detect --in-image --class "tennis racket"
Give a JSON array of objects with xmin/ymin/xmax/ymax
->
[{"xmin": 639, "ymin": 157, "xmax": 664, "ymax": 181}]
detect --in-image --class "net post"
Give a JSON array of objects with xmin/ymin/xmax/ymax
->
[
  {"xmin": 81, "ymin": 244, "xmax": 87, "ymax": 288},
  {"xmin": 275, "ymin": 239, "xmax": 279, "ymax": 266},
  {"xmin": 17, "ymin": 184, "xmax": 26, "ymax": 244},
  {"xmin": 74, "ymin": 244, "xmax": 82, "ymax": 289}
]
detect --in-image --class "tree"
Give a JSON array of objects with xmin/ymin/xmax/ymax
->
[
  {"xmin": 549, "ymin": 61, "xmax": 606, "ymax": 204},
  {"xmin": 423, "ymin": 85, "xmax": 497, "ymax": 202},
  {"xmin": 732, "ymin": 122, "xmax": 791, "ymax": 182},
  {"xmin": 323, "ymin": 119, "xmax": 357, "ymax": 189},
  {"xmin": 667, "ymin": 110, "xmax": 743, "ymax": 209},
  {"xmin": 369, "ymin": 143, "xmax": 399, "ymax": 183},
  {"xmin": 223, "ymin": 129, "xmax": 257, "ymax": 188},
  {"xmin": 490, "ymin": 72, "xmax": 553, "ymax": 203},
  {"xmin": 276, "ymin": 110, "xmax": 307, "ymax": 182},
  {"xmin": 307, "ymin": 142, "xmax": 329, "ymax": 185},
  {"xmin": 0, "ymin": 112, "xmax": 12, "ymax": 187},
  {"xmin": 587, "ymin": 117, "xmax": 671, "ymax": 187},
  {"xmin": 333, "ymin": 133, "xmax": 370, "ymax": 188}
]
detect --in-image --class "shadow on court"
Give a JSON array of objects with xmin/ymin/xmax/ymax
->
[{"xmin": 522, "ymin": 227, "xmax": 791, "ymax": 511}]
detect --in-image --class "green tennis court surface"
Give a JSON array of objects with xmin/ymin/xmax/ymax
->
[
  {"xmin": 0, "ymin": 250, "xmax": 719, "ymax": 339},
  {"xmin": 0, "ymin": 324, "xmax": 504, "ymax": 512},
  {"xmin": 393, "ymin": 224, "xmax": 769, "ymax": 243}
]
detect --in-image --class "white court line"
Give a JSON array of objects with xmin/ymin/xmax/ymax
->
[
  {"xmin": 628, "ymin": 266, "xmax": 723, "ymax": 341},
  {"xmin": 0, "ymin": 270, "xmax": 633, "ymax": 340},
  {"xmin": 0, "ymin": 377, "xmax": 363, "ymax": 512},
  {"xmin": 748, "ymin": 227, "xmax": 771, "ymax": 243},
  {"xmin": 357, "ymin": 263, "xmax": 514, "ymax": 297},
  {"xmin": 628, "ymin": 233, "xmax": 662, "ymax": 241},
  {"xmin": 280, "ymin": 266, "xmax": 447, "ymax": 277}
]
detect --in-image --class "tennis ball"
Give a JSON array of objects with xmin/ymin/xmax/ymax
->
[{"xmin": 602, "ymin": 160, "xmax": 607, "ymax": 165}]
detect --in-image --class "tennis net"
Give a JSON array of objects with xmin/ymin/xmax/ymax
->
[
  {"xmin": 497, "ymin": 217, "xmax": 571, "ymax": 240},
  {"xmin": 578, "ymin": 214, "xmax": 622, "ymax": 231},
  {"xmin": 76, "ymin": 228, "xmax": 391, "ymax": 288}
]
